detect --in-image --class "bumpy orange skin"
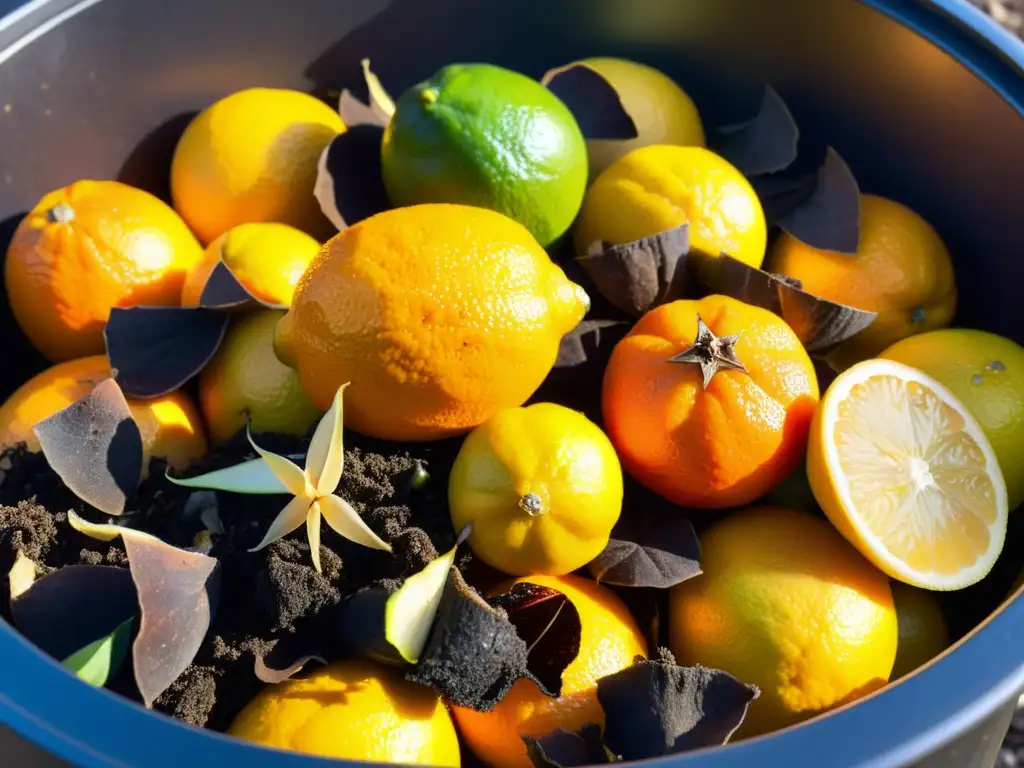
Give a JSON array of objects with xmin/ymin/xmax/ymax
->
[
  {"xmin": 452, "ymin": 574, "xmax": 647, "ymax": 768},
  {"xmin": 4, "ymin": 180, "xmax": 205, "ymax": 362},
  {"xmin": 277, "ymin": 204, "xmax": 589, "ymax": 441},
  {"xmin": 0, "ymin": 355, "xmax": 206, "ymax": 476},
  {"xmin": 770, "ymin": 194, "xmax": 957, "ymax": 371},
  {"xmin": 602, "ymin": 295, "xmax": 820, "ymax": 509}
]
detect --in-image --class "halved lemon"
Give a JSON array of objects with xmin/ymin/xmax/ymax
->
[{"xmin": 807, "ymin": 358, "xmax": 1008, "ymax": 591}]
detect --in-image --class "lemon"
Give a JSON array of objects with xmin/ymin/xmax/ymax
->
[
  {"xmin": 544, "ymin": 57, "xmax": 706, "ymax": 180},
  {"xmin": 573, "ymin": 145, "xmax": 767, "ymax": 269},
  {"xmin": 180, "ymin": 222, "xmax": 321, "ymax": 308},
  {"xmin": 199, "ymin": 309, "xmax": 322, "ymax": 442},
  {"xmin": 448, "ymin": 402, "xmax": 623, "ymax": 576},
  {"xmin": 669, "ymin": 505, "xmax": 897, "ymax": 738},
  {"xmin": 879, "ymin": 328, "xmax": 1024, "ymax": 510},
  {"xmin": 807, "ymin": 359, "xmax": 1008, "ymax": 591},
  {"xmin": 229, "ymin": 660, "xmax": 460, "ymax": 765},
  {"xmin": 890, "ymin": 581, "xmax": 950, "ymax": 680}
]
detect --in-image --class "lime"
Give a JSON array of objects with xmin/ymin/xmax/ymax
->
[{"xmin": 380, "ymin": 63, "xmax": 587, "ymax": 249}]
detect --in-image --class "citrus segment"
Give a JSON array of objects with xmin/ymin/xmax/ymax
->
[{"xmin": 807, "ymin": 359, "xmax": 1008, "ymax": 590}]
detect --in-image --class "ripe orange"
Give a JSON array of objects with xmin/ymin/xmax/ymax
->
[
  {"xmin": 770, "ymin": 194, "xmax": 957, "ymax": 371},
  {"xmin": 452, "ymin": 573, "xmax": 647, "ymax": 768},
  {"xmin": 0, "ymin": 355, "xmax": 206, "ymax": 476},
  {"xmin": 573, "ymin": 145, "xmax": 767, "ymax": 269},
  {"xmin": 180, "ymin": 222, "xmax": 321, "ymax": 307},
  {"xmin": 4, "ymin": 180, "xmax": 205, "ymax": 362},
  {"xmin": 199, "ymin": 310, "xmax": 322, "ymax": 442},
  {"xmin": 273, "ymin": 204, "xmax": 589, "ymax": 441},
  {"xmin": 229, "ymin": 660, "xmax": 460, "ymax": 765},
  {"xmin": 669, "ymin": 506, "xmax": 897, "ymax": 738},
  {"xmin": 602, "ymin": 294, "xmax": 819, "ymax": 509},
  {"xmin": 171, "ymin": 88, "xmax": 345, "ymax": 245}
]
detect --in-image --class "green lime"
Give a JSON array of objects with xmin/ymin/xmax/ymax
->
[{"xmin": 380, "ymin": 63, "xmax": 587, "ymax": 249}]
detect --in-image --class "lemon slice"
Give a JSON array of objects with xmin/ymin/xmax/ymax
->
[{"xmin": 808, "ymin": 359, "xmax": 1008, "ymax": 590}]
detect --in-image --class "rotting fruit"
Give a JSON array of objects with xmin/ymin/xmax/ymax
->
[
  {"xmin": 806, "ymin": 358, "xmax": 1008, "ymax": 591},
  {"xmin": 879, "ymin": 328, "xmax": 1024, "ymax": 511},
  {"xmin": 0, "ymin": 355, "xmax": 206, "ymax": 477},
  {"xmin": 171, "ymin": 87, "xmax": 345, "ymax": 244},
  {"xmin": 180, "ymin": 221, "xmax": 321, "ymax": 308},
  {"xmin": 452, "ymin": 573, "xmax": 647, "ymax": 768},
  {"xmin": 770, "ymin": 194, "xmax": 957, "ymax": 371},
  {"xmin": 669, "ymin": 505, "xmax": 898, "ymax": 739},
  {"xmin": 448, "ymin": 402, "xmax": 623, "ymax": 576},
  {"xmin": 273, "ymin": 203, "xmax": 590, "ymax": 441},
  {"xmin": 4, "ymin": 179, "xmax": 205, "ymax": 363},
  {"xmin": 602, "ymin": 294, "xmax": 820, "ymax": 509},
  {"xmin": 573, "ymin": 144, "xmax": 768, "ymax": 269},
  {"xmin": 228, "ymin": 660, "xmax": 461, "ymax": 765},
  {"xmin": 381, "ymin": 63, "xmax": 588, "ymax": 249}
]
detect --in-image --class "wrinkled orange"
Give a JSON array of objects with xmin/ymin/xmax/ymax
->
[
  {"xmin": 452, "ymin": 574, "xmax": 647, "ymax": 768},
  {"xmin": 0, "ymin": 356, "xmax": 206, "ymax": 476},
  {"xmin": 274, "ymin": 204, "xmax": 589, "ymax": 441},
  {"xmin": 4, "ymin": 180, "xmax": 204, "ymax": 362},
  {"xmin": 602, "ymin": 294, "xmax": 819, "ymax": 508}
]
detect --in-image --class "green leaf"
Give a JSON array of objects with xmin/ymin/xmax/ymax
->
[
  {"xmin": 165, "ymin": 458, "xmax": 289, "ymax": 495},
  {"xmin": 385, "ymin": 526, "xmax": 470, "ymax": 664},
  {"xmin": 62, "ymin": 616, "xmax": 134, "ymax": 687}
]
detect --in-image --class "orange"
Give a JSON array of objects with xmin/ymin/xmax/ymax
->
[
  {"xmin": 180, "ymin": 222, "xmax": 321, "ymax": 307},
  {"xmin": 770, "ymin": 194, "xmax": 957, "ymax": 371},
  {"xmin": 4, "ymin": 180, "xmax": 205, "ymax": 363},
  {"xmin": 602, "ymin": 294, "xmax": 819, "ymax": 509},
  {"xmin": 228, "ymin": 660, "xmax": 460, "ymax": 765},
  {"xmin": 170, "ymin": 88, "xmax": 345, "ymax": 245},
  {"xmin": 890, "ymin": 581, "xmax": 950, "ymax": 680},
  {"xmin": 199, "ymin": 309, "xmax": 322, "ymax": 442},
  {"xmin": 806, "ymin": 358, "xmax": 1008, "ymax": 591},
  {"xmin": 669, "ymin": 506, "xmax": 898, "ymax": 739},
  {"xmin": 573, "ymin": 145, "xmax": 767, "ymax": 269},
  {"xmin": 452, "ymin": 573, "xmax": 647, "ymax": 768},
  {"xmin": 0, "ymin": 355, "xmax": 206, "ymax": 477},
  {"xmin": 273, "ymin": 204, "xmax": 589, "ymax": 442}
]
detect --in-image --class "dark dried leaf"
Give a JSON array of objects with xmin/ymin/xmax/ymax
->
[
  {"xmin": 10, "ymin": 564, "xmax": 138, "ymax": 661},
  {"xmin": 338, "ymin": 89, "xmax": 388, "ymax": 128},
  {"xmin": 198, "ymin": 261, "xmax": 285, "ymax": 310},
  {"xmin": 104, "ymin": 306, "xmax": 229, "ymax": 398},
  {"xmin": 313, "ymin": 125, "xmax": 390, "ymax": 232},
  {"xmin": 491, "ymin": 582, "xmax": 582, "ymax": 696},
  {"xmin": 541, "ymin": 63, "xmax": 638, "ymax": 141},
  {"xmin": 589, "ymin": 512, "xmax": 701, "ymax": 589},
  {"xmin": 578, "ymin": 224, "xmax": 690, "ymax": 317},
  {"xmin": 32, "ymin": 378, "xmax": 142, "ymax": 515},
  {"xmin": 124, "ymin": 534, "xmax": 221, "ymax": 707},
  {"xmin": 714, "ymin": 86, "xmax": 800, "ymax": 176},
  {"xmin": 776, "ymin": 147, "xmax": 861, "ymax": 254},
  {"xmin": 63, "ymin": 615, "xmax": 135, "ymax": 688},
  {"xmin": 255, "ymin": 654, "xmax": 326, "ymax": 684},
  {"xmin": 555, "ymin": 320, "xmax": 630, "ymax": 369},
  {"xmin": 406, "ymin": 569, "xmax": 530, "ymax": 711},
  {"xmin": 597, "ymin": 658, "xmax": 760, "ymax": 759},
  {"xmin": 524, "ymin": 724, "xmax": 612, "ymax": 768},
  {"xmin": 692, "ymin": 251, "xmax": 876, "ymax": 356}
]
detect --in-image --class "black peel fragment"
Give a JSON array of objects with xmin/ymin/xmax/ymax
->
[
  {"xmin": 541, "ymin": 64, "xmax": 638, "ymax": 141},
  {"xmin": 523, "ymin": 724, "xmax": 612, "ymax": 768},
  {"xmin": 588, "ymin": 510, "xmax": 701, "ymax": 590}
]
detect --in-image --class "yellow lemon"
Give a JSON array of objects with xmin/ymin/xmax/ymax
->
[
  {"xmin": 449, "ymin": 402, "xmax": 623, "ymax": 576},
  {"xmin": 806, "ymin": 359, "xmax": 1008, "ymax": 591},
  {"xmin": 171, "ymin": 88, "xmax": 344, "ymax": 244},
  {"xmin": 199, "ymin": 309, "xmax": 322, "ymax": 442},
  {"xmin": 228, "ymin": 660, "xmax": 460, "ymax": 765},
  {"xmin": 669, "ymin": 505, "xmax": 898, "ymax": 739},
  {"xmin": 890, "ymin": 581, "xmax": 950, "ymax": 680},
  {"xmin": 879, "ymin": 328, "xmax": 1024, "ymax": 511},
  {"xmin": 573, "ymin": 145, "xmax": 767, "ymax": 269},
  {"xmin": 543, "ymin": 57, "xmax": 706, "ymax": 180},
  {"xmin": 180, "ymin": 222, "xmax": 321, "ymax": 307}
]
